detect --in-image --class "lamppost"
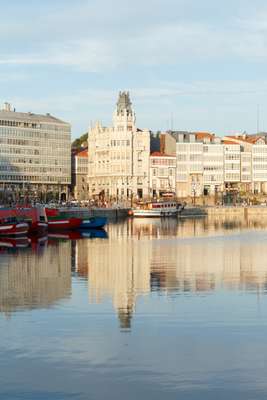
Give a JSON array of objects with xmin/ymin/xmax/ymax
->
[
  {"xmin": 57, "ymin": 180, "xmax": 61, "ymax": 203},
  {"xmin": 214, "ymin": 186, "xmax": 218, "ymax": 205},
  {"xmin": 192, "ymin": 182, "xmax": 196, "ymax": 205}
]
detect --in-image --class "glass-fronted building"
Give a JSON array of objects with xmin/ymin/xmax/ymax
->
[{"xmin": 0, "ymin": 103, "xmax": 71, "ymax": 202}]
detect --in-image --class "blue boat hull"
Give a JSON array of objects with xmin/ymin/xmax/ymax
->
[{"xmin": 80, "ymin": 217, "xmax": 107, "ymax": 229}]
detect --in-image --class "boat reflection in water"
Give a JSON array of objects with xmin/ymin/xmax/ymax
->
[
  {"xmin": 0, "ymin": 229, "xmax": 108, "ymax": 251},
  {"xmin": 48, "ymin": 228, "xmax": 108, "ymax": 242},
  {"xmin": 0, "ymin": 237, "xmax": 30, "ymax": 253}
]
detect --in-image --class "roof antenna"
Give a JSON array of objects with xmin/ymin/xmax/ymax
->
[{"xmin": 257, "ymin": 104, "xmax": 260, "ymax": 134}]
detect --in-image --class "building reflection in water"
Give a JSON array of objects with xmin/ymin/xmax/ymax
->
[
  {"xmin": 74, "ymin": 217, "xmax": 267, "ymax": 328},
  {"xmin": 75, "ymin": 227, "xmax": 150, "ymax": 329},
  {"xmin": 0, "ymin": 240, "xmax": 72, "ymax": 315}
]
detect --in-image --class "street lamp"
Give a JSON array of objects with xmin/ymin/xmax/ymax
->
[{"xmin": 192, "ymin": 182, "xmax": 196, "ymax": 205}]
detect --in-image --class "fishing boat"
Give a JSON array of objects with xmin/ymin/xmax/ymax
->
[
  {"xmin": 45, "ymin": 208, "xmax": 82, "ymax": 231},
  {"xmin": 0, "ymin": 206, "xmax": 48, "ymax": 234},
  {"xmin": 79, "ymin": 217, "xmax": 107, "ymax": 229},
  {"xmin": 0, "ymin": 218, "xmax": 29, "ymax": 236},
  {"xmin": 129, "ymin": 201, "xmax": 180, "ymax": 218},
  {"xmin": 47, "ymin": 217, "xmax": 82, "ymax": 231},
  {"xmin": 45, "ymin": 208, "xmax": 106, "ymax": 230}
]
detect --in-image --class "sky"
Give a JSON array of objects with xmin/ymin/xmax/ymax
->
[{"xmin": 2, "ymin": 0, "xmax": 267, "ymax": 138}]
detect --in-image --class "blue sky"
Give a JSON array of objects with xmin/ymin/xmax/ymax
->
[{"xmin": 2, "ymin": 0, "xmax": 267, "ymax": 138}]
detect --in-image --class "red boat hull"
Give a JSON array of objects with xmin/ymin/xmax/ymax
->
[
  {"xmin": 48, "ymin": 218, "xmax": 82, "ymax": 231},
  {"xmin": 0, "ymin": 222, "xmax": 29, "ymax": 236},
  {"xmin": 29, "ymin": 221, "xmax": 48, "ymax": 235}
]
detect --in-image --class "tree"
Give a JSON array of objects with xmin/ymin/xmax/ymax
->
[{"xmin": 72, "ymin": 132, "xmax": 88, "ymax": 149}]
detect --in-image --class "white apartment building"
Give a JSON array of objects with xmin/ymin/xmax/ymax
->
[
  {"xmin": 88, "ymin": 92, "xmax": 150, "ymax": 200},
  {"xmin": 174, "ymin": 132, "xmax": 258, "ymax": 198},
  {"xmin": 203, "ymin": 142, "xmax": 224, "ymax": 195},
  {"xmin": 225, "ymin": 135, "xmax": 267, "ymax": 194},
  {"xmin": 149, "ymin": 152, "xmax": 176, "ymax": 198},
  {"xmin": 223, "ymin": 142, "xmax": 241, "ymax": 188},
  {"xmin": 240, "ymin": 151, "xmax": 252, "ymax": 191},
  {"xmin": 251, "ymin": 140, "xmax": 267, "ymax": 193},
  {"xmin": 176, "ymin": 134, "xmax": 204, "ymax": 198},
  {"xmin": 71, "ymin": 148, "xmax": 88, "ymax": 201},
  {"xmin": 0, "ymin": 102, "xmax": 71, "ymax": 202}
]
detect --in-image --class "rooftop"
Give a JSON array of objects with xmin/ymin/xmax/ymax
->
[
  {"xmin": 222, "ymin": 140, "xmax": 240, "ymax": 145},
  {"xmin": 0, "ymin": 104, "xmax": 69, "ymax": 125},
  {"xmin": 76, "ymin": 149, "xmax": 88, "ymax": 158},
  {"xmin": 150, "ymin": 151, "xmax": 175, "ymax": 157},
  {"xmin": 225, "ymin": 135, "xmax": 266, "ymax": 144},
  {"xmin": 195, "ymin": 132, "xmax": 215, "ymax": 140}
]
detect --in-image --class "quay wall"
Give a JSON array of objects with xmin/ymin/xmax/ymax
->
[
  {"xmin": 57, "ymin": 205, "xmax": 267, "ymax": 221},
  {"xmin": 178, "ymin": 207, "xmax": 207, "ymax": 218},
  {"xmin": 59, "ymin": 207, "xmax": 130, "ymax": 221},
  {"xmin": 205, "ymin": 206, "xmax": 267, "ymax": 218}
]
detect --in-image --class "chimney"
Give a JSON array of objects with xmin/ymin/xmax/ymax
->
[
  {"xmin": 160, "ymin": 132, "xmax": 166, "ymax": 154},
  {"xmin": 3, "ymin": 102, "xmax": 12, "ymax": 112}
]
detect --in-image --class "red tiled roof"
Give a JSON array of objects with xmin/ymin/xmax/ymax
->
[
  {"xmin": 76, "ymin": 149, "xmax": 88, "ymax": 157},
  {"xmin": 222, "ymin": 140, "xmax": 240, "ymax": 145},
  {"xmin": 150, "ymin": 152, "xmax": 175, "ymax": 157},
  {"xmin": 225, "ymin": 135, "xmax": 265, "ymax": 144},
  {"xmin": 195, "ymin": 132, "xmax": 214, "ymax": 140}
]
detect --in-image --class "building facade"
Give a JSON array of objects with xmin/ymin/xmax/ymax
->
[
  {"xmin": 175, "ymin": 133, "xmax": 208, "ymax": 198},
  {"xmin": 173, "ymin": 131, "xmax": 267, "ymax": 198},
  {"xmin": 88, "ymin": 92, "xmax": 150, "ymax": 201},
  {"xmin": 149, "ymin": 152, "xmax": 176, "ymax": 198},
  {"xmin": 224, "ymin": 135, "xmax": 267, "ymax": 194},
  {"xmin": 223, "ymin": 142, "xmax": 241, "ymax": 189},
  {"xmin": 71, "ymin": 148, "xmax": 88, "ymax": 201},
  {"xmin": 203, "ymin": 142, "xmax": 224, "ymax": 195},
  {"xmin": 0, "ymin": 103, "xmax": 71, "ymax": 202}
]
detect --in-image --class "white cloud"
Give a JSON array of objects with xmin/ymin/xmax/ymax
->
[
  {"xmin": 7, "ymin": 80, "xmax": 267, "ymax": 137},
  {"xmin": 1, "ymin": 1, "xmax": 267, "ymax": 70}
]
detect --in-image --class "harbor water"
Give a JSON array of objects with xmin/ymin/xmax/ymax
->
[{"xmin": 1, "ymin": 217, "xmax": 267, "ymax": 399}]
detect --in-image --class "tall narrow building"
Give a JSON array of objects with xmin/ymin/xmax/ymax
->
[{"xmin": 88, "ymin": 92, "xmax": 150, "ymax": 201}]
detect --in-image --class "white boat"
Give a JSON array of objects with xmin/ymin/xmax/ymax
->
[{"xmin": 130, "ymin": 201, "xmax": 180, "ymax": 218}]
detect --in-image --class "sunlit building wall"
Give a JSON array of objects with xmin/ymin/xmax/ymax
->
[
  {"xmin": 0, "ymin": 102, "xmax": 71, "ymax": 201},
  {"xmin": 88, "ymin": 92, "xmax": 150, "ymax": 201}
]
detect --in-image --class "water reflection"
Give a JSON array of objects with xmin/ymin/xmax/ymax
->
[
  {"xmin": 1, "ymin": 218, "xmax": 267, "ymax": 322},
  {"xmin": 2, "ymin": 219, "xmax": 267, "ymax": 399},
  {"xmin": 0, "ymin": 240, "xmax": 71, "ymax": 315},
  {"xmin": 72, "ymin": 218, "xmax": 267, "ymax": 329}
]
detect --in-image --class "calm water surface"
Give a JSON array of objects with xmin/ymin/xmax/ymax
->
[{"xmin": 1, "ymin": 217, "xmax": 267, "ymax": 399}]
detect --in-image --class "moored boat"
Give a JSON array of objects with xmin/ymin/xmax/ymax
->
[
  {"xmin": 80, "ymin": 217, "xmax": 107, "ymax": 229},
  {"xmin": 130, "ymin": 201, "xmax": 180, "ymax": 218},
  {"xmin": 47, "ymin": 217, "xmax": 82, "ymax": 231},
  {"xmin": 0, "ymin": 206, "xmax": 48, "ymax": 235}
]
